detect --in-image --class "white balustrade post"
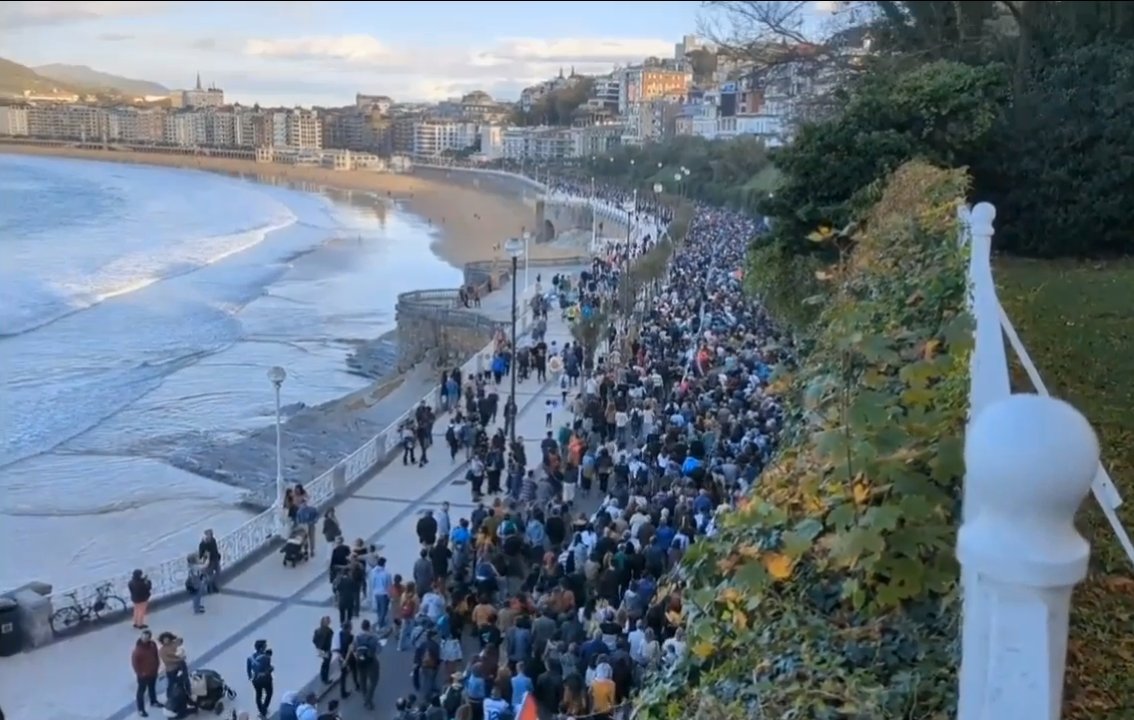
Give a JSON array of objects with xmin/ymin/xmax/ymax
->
[{"xmin": 957, "ymin": 394, "xmax": 1099, "ymax": 720}]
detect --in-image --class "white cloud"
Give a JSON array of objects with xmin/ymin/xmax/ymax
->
[
  {"xmin": 239, "ymin": 33, "xmax": 674, "ymax": 95},
  {"xmin": 0, "ymin": 1, "xmax": 172, "ymax": 28},
  {"xmin": 244, "ymin": 35, "xmax": 396, "ymax": 64}
]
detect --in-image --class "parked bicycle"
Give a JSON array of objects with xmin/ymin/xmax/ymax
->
[{"xmin": 49, "ymin": 582, "xmax": 127, "ymax": 635}]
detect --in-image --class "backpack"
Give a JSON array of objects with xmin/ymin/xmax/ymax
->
[
  {"xmin": 354, "ymin": 633, "xmax": 377, "ymax": 664},
  {"xmin": 249, "ymin": 652, "xmax": 271, "ymax": 681}
]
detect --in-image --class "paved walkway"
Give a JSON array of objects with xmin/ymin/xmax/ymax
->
[{"xmin": 0, "ymin": 294, "xmax": 578, "ymax": 720}]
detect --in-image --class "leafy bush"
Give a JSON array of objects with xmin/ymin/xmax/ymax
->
[
  {"xmin": 977, "ymin": 42, "xmax": 1134, "ymax": 257},
  {"xmin": 635, "ymin": 162, "xmax": 973, "ymax": 720},
  {"xmin": 762, "ymin": 60, "xmax": 1008, "ymax": 258}
]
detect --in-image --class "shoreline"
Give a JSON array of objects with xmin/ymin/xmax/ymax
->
[
  {"xmin": 0, "ymin": 143, "xmax": 582, "ymax": 268},
  {"xmin": 0, "ymin": 145, "xmax": 587, "ymax": 580}
]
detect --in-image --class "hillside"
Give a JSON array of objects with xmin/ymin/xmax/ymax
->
[
  {"xmin": 0, "ymin": 57, "xmax": 82, "ymax": 97},
  {"xmin": 34, "ymin": 64, "xmax": 168, "ymax": 96}
]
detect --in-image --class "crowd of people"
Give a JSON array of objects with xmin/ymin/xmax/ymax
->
[
  {"xmin": 298, "ymin": 184, "xmax": 787, "ymax": 720},
  {"xmin": 119, "ymin": 172, "xmax": 787, "ymax": 720}
]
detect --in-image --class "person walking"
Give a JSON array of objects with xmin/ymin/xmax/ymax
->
[
  {"xmin": 131, "ymin": 630, "xmax": 162, "ymax": 717},
  {"xmin": 351, "ymin": 619, "xmax": 382, "ymax": 710},
  {"xmin": 185, "ymin": 554, "xmax": 206, "ymax": 614},
  {"xmin": 197, "ymin": 529, "xmax": 222, "ymax": 593},
  {"xmin": 128, "ymin": 569, "xmax": 152, "ymax": 629},
  {"xmin": 368, "ymin": 557, "xmax": 393, "ymax": 628},
  {"xmin": 246, "ymin": 640, "xmax": 274, "ymax": 719}
]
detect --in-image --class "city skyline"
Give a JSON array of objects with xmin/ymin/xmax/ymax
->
[{"xmin": 1, "ymin": 1, "xmax": 838, "ymax": 106}]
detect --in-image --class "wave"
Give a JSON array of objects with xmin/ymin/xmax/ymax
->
[{"xmin": 0, "ymin": 215, "xmax": 297, "ymax": 338}]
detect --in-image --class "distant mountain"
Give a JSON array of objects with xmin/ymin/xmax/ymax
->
[
  {"xmin": 0, "ymin": 57, "xmax": 84, "ymax": 97},
  {"xmin": 33, "ymin": 63, "xmax": 168, "ymax": 97}
]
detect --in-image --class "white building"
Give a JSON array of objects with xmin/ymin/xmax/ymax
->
[
  {"xmin": 164, "ymin": 110, "xmax": 207, "ymax": 146},
  {"xmin": 286, "ymin": 109, "xmax": 322, "ymax": 150},
  {"xmin": 480, "ymin": 125, "xmax": 504, "ymax": 160},
  {"xmin": 106, "ymin": 107, "xmax": 164, "ymax": 143},
  {"xmin": 0, "ymin": 105, "xmax": 30, "ymax": 136},
  {"xmin": 412, "ymin": 120, "xmax": 478, "ymax": 157}
]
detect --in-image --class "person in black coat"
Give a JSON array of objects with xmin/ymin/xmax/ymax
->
[{"xmin": 416, "ymin": 510, "xmax": 438, "ymax": 546}]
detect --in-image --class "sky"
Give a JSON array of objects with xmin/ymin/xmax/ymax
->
[{"xmin": 0, "ymin": 1, "xmax": 838, "ymax": 106}]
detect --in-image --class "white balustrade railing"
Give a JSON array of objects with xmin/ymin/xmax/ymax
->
[
  {"xmin": 956, "ymin": 203, "xmax": 1134, "ymax": 720},
  {"xmin": 43, "ymin": 179, "xmax": 607, "ymax": 620}
]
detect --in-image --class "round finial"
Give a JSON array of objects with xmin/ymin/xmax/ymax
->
[
  {"xmin": 970, "ymin": 202, "xmax": 996, "ymax": 237},
  {"xmin": 966, "ymin": 394, "xmax": 1098, "ymax": 516},
  {"xmin": 267, "ymin": 366, "xmax": 287, "ymax": 385}
]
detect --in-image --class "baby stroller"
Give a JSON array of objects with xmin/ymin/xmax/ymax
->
[
  {"xmin": 281, "ymin": 527, "xmax": 309, "ymax": 567},
  {"xmin": 188, "ymin": 669, "xmax": 236, "ymax": 714}
]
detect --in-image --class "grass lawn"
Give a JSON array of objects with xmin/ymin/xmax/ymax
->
[{"xmin": 995, "ymin": 256, "xmax": 1134, "ymax": 719}]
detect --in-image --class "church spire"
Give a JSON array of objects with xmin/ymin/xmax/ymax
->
[{"xmin": 195, "ymin": 72, "xmax": 202, "ymax": 90}]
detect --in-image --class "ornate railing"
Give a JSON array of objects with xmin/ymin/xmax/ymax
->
[
  {"xmin": 955, "ymin": 203, "xmax": 1134, "ymax": 719},
  {"xmin": 41, "ymin": 186, "xmax": 608, "ymax": 624}
]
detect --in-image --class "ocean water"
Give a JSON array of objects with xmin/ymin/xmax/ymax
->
[{"xmin": 0, "ymin": 154, "xmax": 462, "ymax": 592}]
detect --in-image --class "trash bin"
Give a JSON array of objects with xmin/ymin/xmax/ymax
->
[{"xmin": 0, "ymin": 597, "xmax": 21, "ymax": 656}]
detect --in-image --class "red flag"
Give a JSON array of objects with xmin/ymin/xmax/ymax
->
[{"xmin": 517, "ymin": 693, "xmax": 539, "ymax": 720}]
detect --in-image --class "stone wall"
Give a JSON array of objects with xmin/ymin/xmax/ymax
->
[{"xmin": 394, "ymin": 287, "xmax": 504, "ymax": 371}]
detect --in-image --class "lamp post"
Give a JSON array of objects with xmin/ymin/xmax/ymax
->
[
  {"xmin": 267, "ymin": 365, "xmax": 288, "ymax": 537},
  {"xmin": 522, "ymin": 229, "xmax": 532, "ymax": 291},
  {"xmin": 504, "ymin": 237, "xmax": 525, "ymax": 445},
  {"xmin": 674, "ymin": 172, "xmax": 683, "ymax": 198}
]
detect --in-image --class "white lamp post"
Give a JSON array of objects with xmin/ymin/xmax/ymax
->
[{"xmin": 267, "ymin": 365, "xmax": 288, "ymax": 537}]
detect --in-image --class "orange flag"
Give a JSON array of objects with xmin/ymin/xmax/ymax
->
[{"xmin": 517, "ymin": 693, "xmax": 539, "ymax": 720}]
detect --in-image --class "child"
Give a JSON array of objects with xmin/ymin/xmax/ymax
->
[
  {"xmin": 545, "ymin": 398, "xmax": 557, "ymax": 428},
  {"xmin": 559, "ymin": 374, "xmax": 569, "ymax": 405}
]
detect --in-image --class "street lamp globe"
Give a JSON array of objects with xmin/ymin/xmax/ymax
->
[
  {"xmin": 504, "ymin": 237, "xmax": 525, "ymax": 258},
  {"xmin": 683, "ymin": 167, "xmax": 691, "ymax": 176},
  {"xmin": 267, "ymin": 366, "xmax": 287, "ymax": 386},
  {"xmin": 674, "ymin": 173, "xmax": 682, "ymax": 182},
  {"xmin": 652, "ymin": 183, "xmax": 663, "ymax": 194}
]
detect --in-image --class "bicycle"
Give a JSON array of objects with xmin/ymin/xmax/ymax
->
[{"xmin": 49, "ymin": 582, "xmax": 128, "ymax": 635}]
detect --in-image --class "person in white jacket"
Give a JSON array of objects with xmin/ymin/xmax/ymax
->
[{"xmin": 295, "ymin": 692, "xmax": 319, "ymax": 720}]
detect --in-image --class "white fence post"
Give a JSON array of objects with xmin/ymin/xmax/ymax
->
[{"xmin": 957, "ymin": 394, "xmax": 1099, "ymax": 720}]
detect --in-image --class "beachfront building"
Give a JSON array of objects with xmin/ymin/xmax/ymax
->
[
  {"xmin": 106, "ymin": 107, "xmax": 166, "ymax": 144},
  {"xmin": 286, "ymin": 109, "xmax": 323, "ymax": 150},
  {"xmin": 0, "ymin": 104, "xmax": 29, "ymax": 136},
  {"xmin": 411, "ymin": 119, "xmax": 478, "ymax": 158}
]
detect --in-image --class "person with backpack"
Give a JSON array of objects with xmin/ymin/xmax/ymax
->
[
  {"xmin": 351, "ymin": 619, "xmax": 382, "ymax": 710},
  {"xmin": 413, "ymin": 629, "xmax": 442, "ymax": 698},
  {"xmin": 246, "ymin": 640, "xmax": 274, "ymax": 719}
]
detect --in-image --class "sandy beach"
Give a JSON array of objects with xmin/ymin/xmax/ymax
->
[
  {"xmin": 0, "ymin": 143, "xmax": 580, "ymax": 268},
  {"xmin": 0, "ymin": 142, "xmax": 593, "ymax": 589}
]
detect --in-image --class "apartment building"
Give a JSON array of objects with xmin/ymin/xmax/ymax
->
[
  {"xmin": 590, "ymin": 76, "xmax": 621, "ymax": 112},
  {"xmin": 391, "ymin": 113, "xmax": 421, "ymax": 155},
  {"xmin": 482, "ymin": 123, "xmax": 622, "ymax": 162},
  {"xmin": 27, "ymin": 104, "xmax": 107, "ymax": 141},
  {"xmin": 164, "ymin": 110, "xmax": 207, "ymax": 146},
  {"xmin": 286, "ymin": 109, "xmax": 322, "ymax": 150},
  {"xmin": 411, "ymin": 120, "xmax": 477, "ymax": 158},
  {"xmin": 618, "ymin": 66, "xmax": 691, "ymax": 114},
  {"xmin": 0, "ymin": 105, "xmax": 29, "ymax": 136},
  {"xmin": 106, "ymin": 107, "xmax": 165, "ymax": 144},
  {"xmin": 500, "ymin": 126, "xmax": 574, "ymax": 161}
]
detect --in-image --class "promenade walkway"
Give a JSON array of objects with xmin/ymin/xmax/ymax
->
[{"xmin": 0, "ymin": 271, "xmax": 582, "ymax": 720}]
